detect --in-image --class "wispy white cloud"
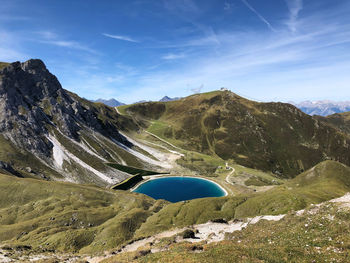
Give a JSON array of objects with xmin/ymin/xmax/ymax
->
[
  {"xmin": 241, "ymin": 0, "xmax": 276, "ymax": 32},
  {"xmin": 285, "ymin": 0, "xmax": 303, "ymax": 32},
  {"xmin": 163, "ymin": 0, "xmax": 200, "ymax": 15},
  {"xmin": 162, "ymin": 53, "xmax": 186, "ymax": 60},
  {"xmin": 107, "ymin": 6, "xmax": 350, "ymax": 103},
  {"xmin": 115, "ymin": 63, "xmax": 138, "ymax": 75},
  {"xmin": 155, "ymin": 26, "xmax": 220, "ymax": 49},
  {"xmin": 0, "ymin": 15, "xmax": 29, "ymax": 21},
  {"xmin": 0, "ymin": 47, "xmax": 27, "ymax": 62},
  {"xmin": 31, "ymin": 30, "xmax": 98, "ymax": 54},
  {"xmin": 191, "ymin": 84, "xmax": 203, "ymax": 94},
  {"xmin": 36, "ymin": 30, "xmax": 58, "ymax": 40},
  {"xmin": 40, "ymin": 39, "xmax": 98, "ymax": 54},
  {"xmin": 224, "ymin": 2, "xmax": 234, "ymax": 12},
  {"xmin": 102, "ymin": 33, "xmax": 139, "ymax": 43},
  {"xmin": 0, "ymin": 30, "xmax": 28, "ymax": 61}
]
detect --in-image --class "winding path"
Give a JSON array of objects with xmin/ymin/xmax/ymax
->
[
  {"xmin": 115, "ymin": 106, "xmax": 183, "ymax": 152},
  {"xmin": 144, "ymin": 130, "xmax": 184, "ymax": 152},
  {"xmin": 225, "ymin": 166, "xmax": 236, "ymax": 185}
]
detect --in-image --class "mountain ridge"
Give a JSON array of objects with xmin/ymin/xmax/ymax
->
[
  {"xmin": 0, "ymin": 60, "xmax": 169, "ymax": 186},
  {"xmin": 91, "ymin": 98, "xmax": 125, "ymax": 107},
  {"xmin": 159, "ymin": 96, "xmax": 181, "ymax": 102},
  {"xmin": 122, "ymin": 90, "xmax": 350, "ymax": 177},
  {"xmin": 293, "ymin": 100, "xmax": 350, "ymax": 116}
]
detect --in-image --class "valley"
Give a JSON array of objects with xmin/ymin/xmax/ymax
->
[{"xmin": 1, "ymin": 60, "xmax": 350, "ymax": 262}]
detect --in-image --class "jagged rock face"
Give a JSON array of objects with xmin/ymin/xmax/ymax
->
[
  {"xmin": 0, "ymin": 60, "xmax": 59, "ymax": 159},
  {"xmin": 0, "ymin": 59, "xmax": 128, "ymax": 163},
  {"xmin": 0, "ymin": 59, "xmax": 169, "ymax": 186}
]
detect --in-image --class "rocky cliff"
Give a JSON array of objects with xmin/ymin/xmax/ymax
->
[{"xmin": 0, "ymin": 59, "xmax": 165, "ymax": 185}]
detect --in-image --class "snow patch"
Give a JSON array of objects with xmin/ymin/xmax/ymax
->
[
  {"xmin": 90, "ymin": 133, "xmax": 127, "ymax": 165},
  {"xmin": 47, "ymin": 134, "xmax": 115, "ymax": 184},
  {"xmin": 47, "ymin": 135, "xmax": 70, "ymax": 168},
  {"xmin": 112, "ymin": 137, "xmax": 172, "ymax": 169},
  {"xmin": 64, "ymin": 150, "xmax": 115, "ymax": 184},
  {"xmin": 57, "ymin": 129, "xmax": 107, "ymax": 162}
]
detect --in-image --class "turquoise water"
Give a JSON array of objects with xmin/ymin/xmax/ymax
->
[{"xmin": 133, "ymin": 176, "xmax": 226, "ymax": 202}]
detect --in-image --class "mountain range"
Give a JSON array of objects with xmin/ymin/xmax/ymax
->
[
  {"xmin": 91, "ymin": 98, "xmax": 125, "ymax": 107},
  {"xmin": 1, "ymin": 59, "xmax": 350, "ymax": 261},
  {"xmin": 91, "ymin": 97, "xmax": 350, "ymax": 118},
  {"xmin": 92, "ymin": 96, "xmax": 181, "ymax": 107},
  {"xmin": 159, "ymin": 96, "xmax": 181, "ymax": 102},
  {"xmin": 293, "ymin": 100, "xmax": 350, "ymax": 116}
]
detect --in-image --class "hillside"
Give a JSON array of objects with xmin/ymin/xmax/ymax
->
[
  {"xmin": 315, "ymin": 111, "xmax": 350, "ymax": 136},
  {"xmin": 2, "ymin": 161, "xmax": 348, "ymax": 261},
  {"xmin": 0, "ymin": 62, "xmax": 9, "ymax": 70},
  {"xmin": 0, "ymin": 60, "xmax": 172, "ymax": 186},
  {"xmin": 0, "ymin": 161, "xmax": 350, "ymax": 262},
  {"xmin": 134, "ymin": 161, "xmax": 350, "ymax": 238},
  {"xmin": 106, "ymin": 194, "xmax": 350, "ymax": 263},
  {"xmin": 121, "ymin": 91, "xmax": 350, "ymax": 177},
  {"xmin": 0, "ymin": 172, "xmax": 166, "ymax": 254}
]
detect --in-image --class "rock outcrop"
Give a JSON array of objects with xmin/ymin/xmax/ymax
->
[{"xmin": 0, "ymin": 59, "xmax": 159, "ymax": 185}]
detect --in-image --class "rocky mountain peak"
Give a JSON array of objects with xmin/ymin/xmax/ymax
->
[
  {"xmin": 0, "ymin": 59, "xmax": 131, "ymax": 165},
  {"xmin": 21, "ymin": 59, "xmax": 47, "ymax": 72},
  {"xmin": 0, "ymin": 59, "xmax": 64, "ymax": 100}
]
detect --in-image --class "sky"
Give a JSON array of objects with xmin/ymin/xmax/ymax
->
[{"xmin": 0, "ymin": 0, "xmax": 350, "ymax": 104}]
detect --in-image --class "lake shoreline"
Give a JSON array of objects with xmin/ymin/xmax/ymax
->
[{"xmin": 131, "ymin": 175, "xmax": 228, "ymax": 201}]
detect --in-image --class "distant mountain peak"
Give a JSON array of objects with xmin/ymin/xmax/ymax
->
[
  {"xmin": 92, "ymin": 98, "xmax": 125, "ymax": 107},
  {"xmin": 293, "ymin": 100, "xmax": 350, "ymax": 116},
  {"xmin": 159, "ymin": 96, "xmax": 181, "ymax": 102}
]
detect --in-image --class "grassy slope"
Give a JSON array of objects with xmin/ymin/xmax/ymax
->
[
  {"xmin": 121, "ymin": 91, "xmax": 350, "ymax": 177},
  {"xmin": 0, "ymin": 173, "xmax": 167, "ymax": 254},
  {"xmin": 0, "ymin": 135, "xmax": 64, "ymax": 180},
  {"xmin": 1, "ymin": 161, "xmax": 349, "ymax": 256},
  {"xmin": 0, "ymin": 62, "xmax": 9, "ymax": 70},
  {"xmin": 315, "ymin": 111, "xmax": 350, "ymax": 135},
  {"xmin": 109, "ymin": 202, "xmax": 350, "ymax": 263},
  {"xmin": 135, "ymin": 161, "xmax": 350, "ymax": 238}
]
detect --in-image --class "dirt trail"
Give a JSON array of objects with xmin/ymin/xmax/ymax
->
[
  {"xmin": 144, "ymin": 131, "xmax": 183, "ymax": 152},
  {"xmin": 225, "ymin": 166, "xmax": 236, "ymax": 184},
  {"xmin": 85, "ymin": 214, "xmax": 285, "ymax": 262},
  {"xmin": 86, "ymin": 192, "xmax": 350, "ymax": 262}
]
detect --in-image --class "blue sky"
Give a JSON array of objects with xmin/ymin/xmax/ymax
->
[{"xmin": 1, "ymin": 0, "xmax": 350, "ymax": 103}]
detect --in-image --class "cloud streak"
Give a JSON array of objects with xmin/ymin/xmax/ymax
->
[
  {"xmin": 42, "ymin": 40, "xmax": 97, "ymax": 53},
  {"xmin": 241, "ymin": 0, "xmax": 275, "ymax": 32},
  {"xmin": 102, "ymin": 33, "xmax": 139, "ymax": 43},
  {"xmin": 108, "ymin": 4, "xmax": 350, "ymax": 103},
  {"xmin": 0, "ymin": 30, "xmax": 28, "ymax": 61},
  {"xmin": 162, "ymin": 53, "xmax": 186, "ymax": 60},
  {"xmin": 32, "ymin": 31, "xmax": 98, "ymax": 54},
  {"xmin": 163, "ymin": 0, "xmax": 200, "ymax": 15},
  {"xmin": 285, "ymin": 0, "xmax": 303, "ymax": 32}
]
